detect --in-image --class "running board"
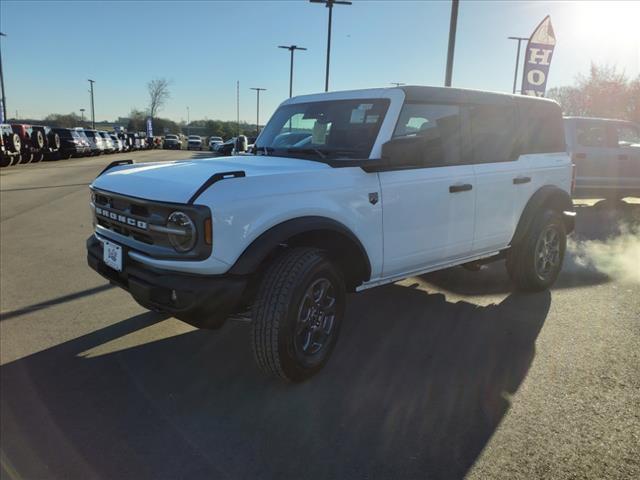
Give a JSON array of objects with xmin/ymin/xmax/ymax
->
[{"xmin": 356, "ymin": 250, "xmax": 505, "ymax": 292}]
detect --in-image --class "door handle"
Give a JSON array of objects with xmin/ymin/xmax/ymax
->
[
  {"xmin": 449, "ymin": 183, "xmax": 473, "ymax": 193},
  {"xmin": 513, "ymin": 176, "xmax": 531, "ymax": 185}
]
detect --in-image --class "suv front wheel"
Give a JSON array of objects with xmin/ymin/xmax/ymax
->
[
  {"xmin": 507, "ymin": 209, "xmax": 567, "ymax": 291},
  {"xmin": 252, "ymin": 247, "xmax": 346, "ymax": 382}
]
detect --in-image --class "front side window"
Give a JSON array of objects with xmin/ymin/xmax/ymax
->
[
  {"xmin": 256, "ymin": 99, "xmax": 390, "ymax": 161},
  {"xmin": 470, "ymin": 103, "xmax": 518, "ymax": 163},
  {"xmin": 615, "ymin": 124, "xmax": 640, "ymax": 147},
  {"xmin": 393, "ymin": 103, "xmax": 464, "ymax": 166}
]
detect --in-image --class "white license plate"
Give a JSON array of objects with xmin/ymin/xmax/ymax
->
[{"xmin": 103, "ymin": 240, "xmax": 123, "ymax": 272}]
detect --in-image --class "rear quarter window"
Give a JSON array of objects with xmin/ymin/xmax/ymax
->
[{"xmin": 519, "ymin": 102, "xmax": 565, "ymax": 154}]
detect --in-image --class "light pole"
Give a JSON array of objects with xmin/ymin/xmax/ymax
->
[
  {"xmin": 445, "ymin": 0, "xmax": 459, "ymax": 87},
  {"xmin": 278, "ymin": 45, "xmax": 307, "ymax": 98},
  {"xmin": 80, "ymin": 108, "xmax": 85, "ymax": 124},
  {"xmin": 88, "ymin": 79, "xmax": 95, "ymax": 129},
  {"xmin": 186, "ymin": 106, "xmax": 190, "ymax": 136},
  {"xmin": 508, "ymin": 36, "xmax": 529, "ymax": 94},
  {"xmin": 309, "ymin": 0, "xmax": 352, "ymax": 92},
  {"xmin": 250, "ymin": 87, "xmax": 266, "ymax": 137},
  {"xmin": 0, "ymin": 32, "xmax": 8, "ymax": 123}
]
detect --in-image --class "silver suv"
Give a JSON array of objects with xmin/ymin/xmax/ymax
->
[{"xmin": 564, "ymin": 117, "xmax": 640, "ymax": 199}]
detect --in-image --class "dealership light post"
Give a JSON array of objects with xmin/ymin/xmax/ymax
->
[
  {"xmin": 250, "ymin": 87, "xmax": 266, "ymax": 138},
  {"xmin": 310, "ymin": 0, "xmax": 352, "ymax": 92},
  {"xmin": 508, "ymin": 36, "xmax": 529, "ymax": 94},
  {"xmin": 0, "ymin": 32, "xmax": 8, "ymax": 122},
  {"xmin": 186, "ymin": 106, "xmax": 190, "ymax": 136},
  {"xmin": 445, "ymin": 0, "xmax": 459, "ymax": 87},
  {"xmin": 278, "ymin": 45, "xmax": 307, "ymax": 98},
  {"xmin": 80, "ymin": 108, "xmax": 85, "ymax": 124},
  {"xmin": 88, "ymin": 79, "xmax": 95, "ymax": 129}
]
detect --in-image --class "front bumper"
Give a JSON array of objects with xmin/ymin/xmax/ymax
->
[{"xmin": 87, "ymin": 235, "xmax": 247, "ymax": 329}]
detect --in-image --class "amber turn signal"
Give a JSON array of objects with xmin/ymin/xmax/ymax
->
[{"xmin": 204, "ymin": 218, "xmax": 213, "ymax": 245}]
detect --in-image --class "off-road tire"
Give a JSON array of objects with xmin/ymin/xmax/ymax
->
[
  {"xmin": 19, "ymin": 152, "xmax": 33, "ymax": 164},
  {"xmin": 9, "ymin": 133, "xmax": 21, "ymax": 152},
  {"xmin": 252, "ymin": 247, "xmax": 346, "ymax": 382},
  {"xmin": 32, "ymin": 152, "xmax": 44, "ymax": 163},
  {"xmin": 506, "ymin": 209, "xmax": 566, "ymax": 291},
  {"xmin": 0, "ymin": 154, "xmax": 11, "ymax": 167},
  {"xmin": 32, "ymin": 130, "xmax": 45, "ymax": 149}
]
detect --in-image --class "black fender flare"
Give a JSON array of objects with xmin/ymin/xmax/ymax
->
[
  {"xmin": 511, "ymin": 186, "xmax": 575, "ymax": 246},
  {"xmin": 228, "ymin": 216, "xmax": 372, "ymax": 280}
]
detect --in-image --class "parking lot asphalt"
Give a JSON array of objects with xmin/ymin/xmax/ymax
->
[{"xmin": 1, "ymin": 150, "xmax": 639, "ymax": 480}]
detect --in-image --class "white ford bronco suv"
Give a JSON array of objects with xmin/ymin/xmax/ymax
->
[{"xmin": 88, "ymin": 86, "xmax": 574, "ymax": 382}]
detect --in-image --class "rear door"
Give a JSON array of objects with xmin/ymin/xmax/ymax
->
[
  {"xmin": 378, "ymin": 102, "xmax": 476, "ymax": 277},
  {"xmin": 469, "ymin": 99, "xmax": 528, "ymax": 253},
  {"xmin": 610, "ymin": 122, "xmax": 640, "ymax": 195},
  {"xmin": 571, "ymin": 119, "xmax": 617, "ymax": 191}
]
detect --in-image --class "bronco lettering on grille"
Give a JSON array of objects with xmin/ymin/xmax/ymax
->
[{"xmin": 95, "ymin": 207, "xmax": 147, "ymax": 230}]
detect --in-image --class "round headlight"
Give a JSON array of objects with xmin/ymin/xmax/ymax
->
[{"xmin": 167, "ymin": 211, "xmax": 196, "ymax": 252}]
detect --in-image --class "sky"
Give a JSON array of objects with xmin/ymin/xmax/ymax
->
[{"xmin": 1, "ymin": 0, "xmax": 639, "ymax": 124}]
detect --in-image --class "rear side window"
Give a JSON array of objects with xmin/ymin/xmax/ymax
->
[
  {"xmin": 519, "ymin": 102, "xmax": 565, "ymax": 154},
  {"xmin": 615, "ymin": 124, "xmax": 640, "ymax": 147},
  {"xmin": 575, "ymin": 123, "xmax": 607, "ymax": 147},
  {"xmin": 470, "ymin": 103, "xmax": 518, "ymax": 163}
]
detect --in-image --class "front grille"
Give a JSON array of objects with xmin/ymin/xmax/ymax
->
[{"xmin": 90, "ymin": 188, "xmax": 212, "ymax": 260}]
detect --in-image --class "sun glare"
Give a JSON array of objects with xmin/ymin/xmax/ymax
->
[{"xmin": 567, "ymin": 1, "xmax": 640, "ymax": 45}]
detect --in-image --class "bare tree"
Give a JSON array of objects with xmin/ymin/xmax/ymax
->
[
  {"xmin": 147, "ymin": 78, "xmax": 171, "ymax": 119},
  {"xmin": 548, "ymin": 64, "xmax": 639, "ymax": 123}
]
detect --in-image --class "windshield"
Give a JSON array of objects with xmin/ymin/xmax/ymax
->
[{"xmin": 256, "ymin": 99, "xmax": 389, "ymax": 160}]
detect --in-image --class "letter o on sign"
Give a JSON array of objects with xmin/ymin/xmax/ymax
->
[{"xmin": 527, "ymin": 69, "xmax": 546, "ymax": 86}]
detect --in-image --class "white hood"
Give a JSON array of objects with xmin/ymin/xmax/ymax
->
[{"xmin": 91, "ymin": 155, "xmax": 329, "ymax": 203}]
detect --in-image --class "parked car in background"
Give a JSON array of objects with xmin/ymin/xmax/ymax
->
[
  {"xmin": 82, "ymin": 129, "xmax": 105, "ymax": 155},
  {"xmin": 110, "ymin": 134, "xmax": 124, "ymax": 152},
  {"xmin": 208, "ymin": 136, "xmax": 223, "ymax": 151},
  {"xmin": 73, "ymin": 129, "xmax": 96, "ymax": 156},
  {"xmin": 98, "ymin": 131, "xmax": 115, "ymax": 153},
  {"xmin": 187, "ymin": 135, "xmax": 203, "ymax": 150},
  {"xmin": 0, "ymin": 123, "xmax": 22, "ymax": 167},
  {"xmin": 564, "ymin": 117, "xmax": 640, "ymax": 199},
  {"xmin": 52, "ymin": 128, "xmax": 90, "ymax": 159},
  {"xmin": 125, "ymin": 132, "xmax": 139, "ymax": 150},
  {"xmin": 215, "ymin": 137, "xmax": 236, "ymax": 156},
  {"xmin": 163, "ymin": 134, "xmax": 182, "ymax": 150},
  {"xmin": 30, "ymin": 125, "xmax": 61, "ymax": 161},
  {"xmin": 11, "ymin": 124, "xmax": 44, "ymax": 164}
]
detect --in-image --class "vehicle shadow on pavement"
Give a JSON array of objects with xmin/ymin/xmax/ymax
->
[{"xmin": 1, "ymin": 286, "xmax": 550, "ymax": 480}]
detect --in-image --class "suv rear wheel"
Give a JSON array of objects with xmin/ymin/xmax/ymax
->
[
  {"xmin": 252, "ymin": 247, "xmax": 346, "ymax": 382},
  {"xmin": 507, "ymin": 209, "xmax": 566, "ymax": 291}
]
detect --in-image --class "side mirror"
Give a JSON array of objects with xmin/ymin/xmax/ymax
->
[{"xmin": 381, "ymin": 135, "xmax": 424, "ymax": 168}]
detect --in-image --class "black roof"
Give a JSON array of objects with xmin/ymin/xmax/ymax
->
[{"xmin": 400, "ymin": 85, "xmax": 559, "ymax": 107}]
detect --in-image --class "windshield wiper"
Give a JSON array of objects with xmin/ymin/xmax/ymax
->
[
  {"xmin": 255, "ymin": 146, "xmax": 275, "ymax": 156},
  {"xmin": 287, "ymin": 148, "xmax": 327, "ymax": 160}
]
